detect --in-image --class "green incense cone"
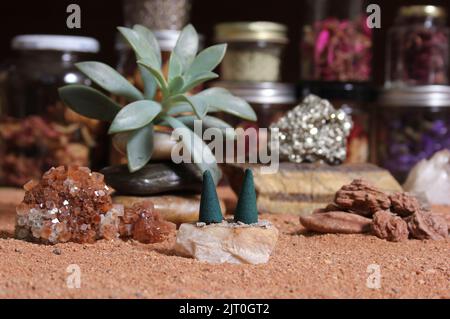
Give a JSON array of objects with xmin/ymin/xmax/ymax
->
[
  {"xmin": 234, "ymin": 169, "xmax": 258, "ymax": 224},
  {"xmin": 198, "ymin": 170, "xmax": 223, "ymax": 224}
]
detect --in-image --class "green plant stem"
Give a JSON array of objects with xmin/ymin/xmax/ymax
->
[{"xmin": 160, "ymin": 79, "xmax": 170, "ymax": 99}]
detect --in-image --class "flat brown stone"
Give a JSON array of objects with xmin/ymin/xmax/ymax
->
[
  {"xmin": 299, "ymin": 211, "xmax": 372, "ymax": 234},
  {"xmin": 113, "ymin": 195, "xmax": 227, "ymax": 225}
]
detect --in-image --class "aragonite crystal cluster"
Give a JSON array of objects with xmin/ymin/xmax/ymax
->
[
  {"xmin": 15, "ymin": 166, "xmax": 174, "ymax": 244},
  {"xmin": 119, "ymin": 202, "xmax": 175, "ymax": 244}
]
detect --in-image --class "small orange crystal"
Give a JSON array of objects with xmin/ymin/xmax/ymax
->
[{"xmin": 120, "ymin": 202, "xmax": 175, "ymax": 244}]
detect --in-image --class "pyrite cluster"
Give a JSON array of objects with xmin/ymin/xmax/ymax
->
[{"xmin": 270, "ymin": 94, "xmax": 353, "ymax": 164}]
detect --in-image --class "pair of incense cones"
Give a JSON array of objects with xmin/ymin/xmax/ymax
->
[{"xmin": 199, "ymin": 169, "xmax": 258, "ymax": 225}]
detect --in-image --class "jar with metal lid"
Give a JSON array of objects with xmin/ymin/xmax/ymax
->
[
  {"xmin": 300, "ymin": 81, "xmax": 375, "ymax": 163},
  {"xmin": 0, "ymin": 35, "xmax": 104, "ymax": 187},
  {"xmin": 386, "ymin": 5, "xmax": 449, "ymax": 87},
  {"xmin": 214, "ymin": 22, "xmax": 289, "ymax": 82},
  {"xmin": 211, "ymin": 81, "xmax": 297, "ymax": 128},
  {"xmin": 210, "ymin": 81, "xmax": 296, "ymax": 160},
  {"xmin": 123, "ymin": 0, "xmax": 191, "ymax": 30},
  {"xmin": 372, "ymin": 85, "xmax": 450, "ymax": 182},
  {"xmin": 301, "ymin": 0, "xmax": 372, "ymax": 82}
]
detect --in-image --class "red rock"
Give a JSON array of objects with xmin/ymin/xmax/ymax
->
[
  {"xmin": 406, "ymin": 210, "xmax": 448, "ymax": 240},
  {"xmin": 334, "ymin": 180, "xmax": 391, "ymax": 217},
  {"xmin": 371, "ymin": 211, "xmax": 409, "ymax": 242},
  {"xmin": 389, "ymin": 192, "xmax": 421, "ymax": 217}
]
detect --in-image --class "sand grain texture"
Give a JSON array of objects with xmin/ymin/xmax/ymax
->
[{"xmin": 0, "ymin": 189, "xmax": 448, "ymax": 299}]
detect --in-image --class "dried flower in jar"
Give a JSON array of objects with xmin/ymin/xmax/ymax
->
[
  {"xmin": 388, "ymin": 5, "xmax": 450, "ymax": 86},
  {"xmin": 0, "ymin": 111, "xmax": 102, "ymax": 187},
  {"xmin": 302, "ymin": 17, "xmax": 372, "ymax": 82},
  {"xmin": 402, "ymin": 27, "xmax": 448, "ymax": 85}
]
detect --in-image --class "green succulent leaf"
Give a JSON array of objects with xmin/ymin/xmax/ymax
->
[
  {"xmin": 118, "ymin": 27, "xmax": 160, "ymax": 68},
  {"xmin": 138, "ymin": 65, "xmax": 158, "ymax": 99},
  {"xmin": 76, "ymin": 61, "xmax": 143, "ymax": 101},
  {"xmin": 175, "ymin": 115, "xmax": 236, "ymax": 140},
  {"xmin": 137, "ymin": 59, "xmax": 169, "ymax": 94},
  {"xmin": 197, "ymin": 88, "xmax": 257, "ymax": 121},
  {"xmin": 168, "ymin": 76, "xmax": 185, "ymax": 95},
  {"xmin": 118, "ymin": 26, "xmax": 160, "ymax": 99},
  {"xmin": 186, "ymin": 44, "xmax": 227, "ymax": 77},
  {"xmin": 109, "ymin": 100, "xmax": 162, "ymax": 134},
  {"xmin": 173, "ymin": 24, "xmax": 199, "ymax": 73},
  {"xmin": 182, "ymin": 71, "xmax": 219, "ymax": 92},
  {"xmin": 168, "ymin": 53, "xmax": 183, "ymax": 82},
  {"xmin": 133, "ymin": 24, "xmax": 161, "ymax": 66},
  {"xmin": 127, "ymin": 124, "xmax": 154, "ymax": 172},
  {"xmin": 163, "ymin": 116, "xmax": 221, "ymax": 185},
  {"xmin": 58, "ymin": 85, "xmax": 121, "ymax": 122},
  {"xmin": 172, "ymin": 94, "xmax": 208, "ymax": 119},
  {"xmin": 166, "ymin": 104, "xmax": 193, "ymax": 116}
]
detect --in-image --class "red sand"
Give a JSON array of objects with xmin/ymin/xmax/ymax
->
[{"xmin": 0, "ymin": 188, "xmax": 448, "ymax": 299}]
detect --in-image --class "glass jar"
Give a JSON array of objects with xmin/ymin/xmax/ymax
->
[
  {"xmin": 300, "ymin": 81, "xmax": 374, "ymax": 163},
  {"xmin": 210, "ymin": 81, "xmax": 296, "ymax": 160},
  {"xmin": 0, "ymin": 66, "xmax": 7, "ymax": 116},
  {"xmin": 0, "ymin": 35, "xmax": 104, "ymax": 187},
  {"xmin": 301, "ymin": 0, "xmax": 372, "ymax": 82},
  {"xmin": 373, "ymin": 85, "xmax": 450, "ymax": 183},
  {"xmin": 214, "ymin": 22, "xmax": 288, "ymax": 82},
  {"xmin": 386, "ymin": 5, "xmax": 449, "ymax": 87},
  {"xmin": 211, "ymin": 81, "xmax": 297, "ymax": 128},
  {"xmin": 123, "ymin": 0, "xmax": 191, "ymax": 30}
]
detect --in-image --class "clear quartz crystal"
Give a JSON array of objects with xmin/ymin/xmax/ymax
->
[{"xmin": 403, "ymin": 149, "xmax": 450, "ymax": 205}]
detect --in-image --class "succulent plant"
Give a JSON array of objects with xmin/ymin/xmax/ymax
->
[{"xmin": 59, "ymin": 24, "xmax": 256, "ymax": 184}]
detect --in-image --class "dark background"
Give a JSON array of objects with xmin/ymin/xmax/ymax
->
[{"xmin": 0, "ymin": 0, "xmax": 449, "ymax": 86}]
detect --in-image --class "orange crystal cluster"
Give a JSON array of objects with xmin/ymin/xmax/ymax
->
[
  {"xmin": 119, "ymin": 202, "xmax": 175, "ymax": 244},
  {"xmin": 15, "ymin": 166, "xmax": 174, "ymax": 244},
  {"xmin": 16, "ymin": 166, "xmax": 118, "ymax": 243}
]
